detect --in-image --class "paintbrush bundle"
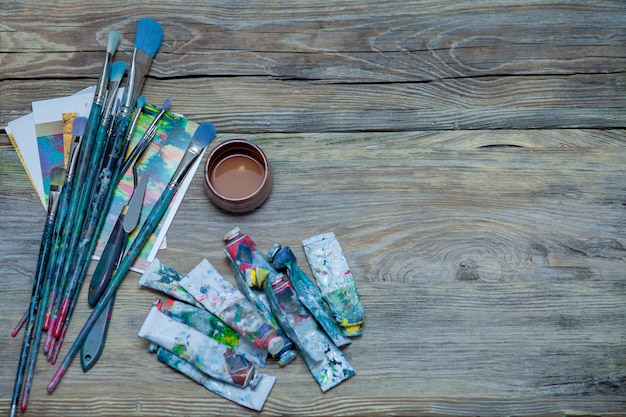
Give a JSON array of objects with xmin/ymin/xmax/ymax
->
[{"xmin": 8, "ymin": 19, "xmax": 217, "ymax": 416}]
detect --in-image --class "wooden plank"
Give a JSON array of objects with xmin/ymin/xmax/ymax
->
[
  {"xmin": 1, "ymin": 130, "xmax": 625, "ymax": 416},
  {"xmin": 2, "ymin": 74, "xmax": 625, "ymax": 132},
  {"xmin": 1, "ymin": 1, "xmax": 624, "ymax": 130},
  {"xmin": 1, "ymin": 1, "xmax": 625, "ymax": 415}
]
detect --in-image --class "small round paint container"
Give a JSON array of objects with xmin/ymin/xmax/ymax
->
[{"xmin": 204, "ymin": 139, "xmax": 272, "ymax": 214}]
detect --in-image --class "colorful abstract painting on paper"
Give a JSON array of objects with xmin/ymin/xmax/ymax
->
[
  {"xmin": 32, "ymin": 87, "xmax": 95, "ymax": 207},
  {"xmin": 92, "ymin": 104, "xmax": 202, "ymax": 272}
]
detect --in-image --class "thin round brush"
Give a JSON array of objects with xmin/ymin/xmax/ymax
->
[
  {"xmin": 51, "ymin": 60, "xmax": 126, "ymax": 339},
  {"xmin": 42, "ymin": 30, "xmax": 121, "ymax": 335},
  {"xmin": 11, "ymin": 116, "xmax": 88, "ymax": 338},
  {"xmin": 10, "ymin": 167, "xmax": 65, "ymax": 417}
]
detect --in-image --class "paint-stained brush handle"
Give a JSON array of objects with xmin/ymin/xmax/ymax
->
[{"xmin": 9, "ymin": 178, "xmax": 62, "ymax": 417}]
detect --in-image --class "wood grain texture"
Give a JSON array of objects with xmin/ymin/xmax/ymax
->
[
  {"xmin": 1, "ymin": 1, "xmax": 625, "ymax": 131},
  {"xmin": 1, "ymin": 0, "xmax": 625, "ymax": 416}
]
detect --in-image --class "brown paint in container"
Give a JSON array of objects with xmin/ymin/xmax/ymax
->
[{"xmin": 204, "ymin": 139, "xmax": 272, "ymax": 213}]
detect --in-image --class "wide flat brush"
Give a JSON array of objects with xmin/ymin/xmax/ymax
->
[
  {"xmin": 52, "ymin": 19, "xmax": 163, "ymax": 337},
  {"xmin": 9, "ymin": 167, "xmax": 65, "ymax": 417},
  {"xmin": 47, "ymin": 122, "xmax": 217, "ymax": 393}
]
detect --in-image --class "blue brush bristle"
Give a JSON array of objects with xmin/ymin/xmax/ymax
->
[
  {"xmin": 135, "ymin": 18, "xmax": 163, "ymax": 57},
  {"xmin": 191, "ymin": 122, "xmax": 217, "ymax": 148},
  {"xmin": 161, "ymin": 98, "xmax": 172, "ymax": 111},
  {"xmin": 72, "ymin": 116, "xmax": 88, "ymax": 137},
  {"xmin": 137, "ymin": 95, "xmax": 146, "ymax": 110},
  {"xmin": 107, "ymin": 30, "xmax": 121, "ymax": 55},
  {"xmin": 110, "ymin": 61, "xmax": 127, "ymax": 82}
]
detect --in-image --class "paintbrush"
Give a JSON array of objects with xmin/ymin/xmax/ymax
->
[
  {"xmin": 119, "ymin": 98, "xmax": 171, "ymax": 176},
  {"xmin": 102, "ymin": 60, "xmax": 127, "ymax": 133},
  {"xmin": 50, "ymin": 60, "xmax": 127, "ymax": 339},
  {"xmin": 9, "ymin": 167, "xmax": 64, "ymax": 417},
  {"xmin": 121, "ymin": 95, "xmax": 146, "ymax": 162},
  {"xmin": 52, "ymin": 20, "xmax": 163, "ymax": 337},
  {"xmin": 88, "ymin": 98, "xmax": 171, "ymax": 306},
  {"xmin": 42, "ymin": 114, "xmax": 92, "ymax": 348},
  {"xmin": 8, "ymin": 167, "xmax": 64, "ymax": 417},
  {"xmin": 17, "ymin": 27, "xmax": 118, "ymax": 405},
  {"xmin": 42, "ymin": 30, "xmax": 120, "ymax": 335},
  {"xmin": 45, "ymin": 61, "xmax": 121, "ymax": 342},
  {"xmin": 47, "ymin": 122, "xmax": 217, "ymax": 393},
  {"xmin": 40, "ymin": 116, "xmax": 87, "ymax": 353},
  {"xmin": 78, "ymin": 100, "xmax": 170, "ymax": 370},
  {"xmin": 10, "ymin": 116, "xmax": 88, "ymax": 338}
]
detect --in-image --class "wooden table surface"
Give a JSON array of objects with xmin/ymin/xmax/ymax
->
[{"xmin": 1, "ymin": 1, "xmax": 625, "ymax": 416}]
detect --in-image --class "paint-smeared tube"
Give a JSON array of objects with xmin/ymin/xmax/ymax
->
[
  {"xmin": 269, "ymin": 244, "xmax": 352, "ymax": 348},
  {"xmin": 138, "ymin": 305, "xmax": 258, "ymax": 388},
  {"xmin": 224, "ymin": 256, "xmax": 297, "ymax": 367},
  {"xmin": 224, "ymin": 228, "xmax": 276, "ymax": 289},
  {"xmin": 138, "ymin": 258, "xmax": 199, "ymax": 306},
  {"xmin": 263, "ymin": 273, "xmax": 356, "ymax": 392},
  {"xmin": 302, "ymin": 232, "xmax": 365, "ymax": 336},
  {"xmin": 179, "ymin": 259, "xmax": 285, "ymax": 355},
  {"xmin": 149, "ymin": 344, "xmax": 275, "ymax": 411},
  {"xmin": 158, "ymin": 298, "xmax": 267, "ymax": 367},
  {"xmin": 224, "ymin": 229, "xmax": 297, "ymax": 366}
]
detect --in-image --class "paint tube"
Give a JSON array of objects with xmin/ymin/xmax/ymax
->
[
  {"xmin": 268, "ymin": 244, "xmax": 351, "ymax": 348},
  {"xmin": 302, "ymin": 232, "xmax": 365, "ymax": 336},
  {"xmin": 138, "ymin": 258, "xmax": 199, "ymax": 306},
  {"xmin": 224, "ymin": 227, "xmax": 276, "ymax": 289},
  {"xmin": 157, "ymin": 298, "xmax": 267, "ymax": 367},
  {"xmin": 148, "ymin": 344, "xmax": 275, "ymax": 411},
  {"xmin": 263, "ymin": 273, "xmax": 356, "ymax": 392},
  {"xmin": 138, "ymin": 305, "xmax": 258, "ymax": 388},
  {"xmin": 178, "ymin": 259, "xmax": 285, "ymax": 356},
  {"xmin": 224, "ymin": 228, "xmax": 297, "ymax": 366}
]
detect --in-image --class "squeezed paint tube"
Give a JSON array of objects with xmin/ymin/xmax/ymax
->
[
  {"xmin": 138, "ymin": 258, "xmax": 199, "ymax": 306},
  {"xmin": 138, "ymin": 305, "xmax": 258, "ymax": 388},
  {"xmin": 224, "ymin": 228, "xmax": 297, "ymax": 366},
  {"xmin": 269, "ymin": 243, "xmax": 351, "ymax": 348},
  {"xmin": 157, "ymin": 298, "xmax": 267, "ymax": 367},
  {"xmin": 224, "ymin": 227, "xmax": 276, "ymax": 289},
  {"xmin": 148, "ymin": 344, "xmax": 275, "ymax": 411},
  {"xmin": 263, "ymin": 273, "xmax": 356, "ymax": 392},
  {"xmin": 302, "ymin": 232, "xmax": 365, "ymax": 336},
  {"xmin": 178, "ymin": 259, "xmax": 285, "ymax": 356}
]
